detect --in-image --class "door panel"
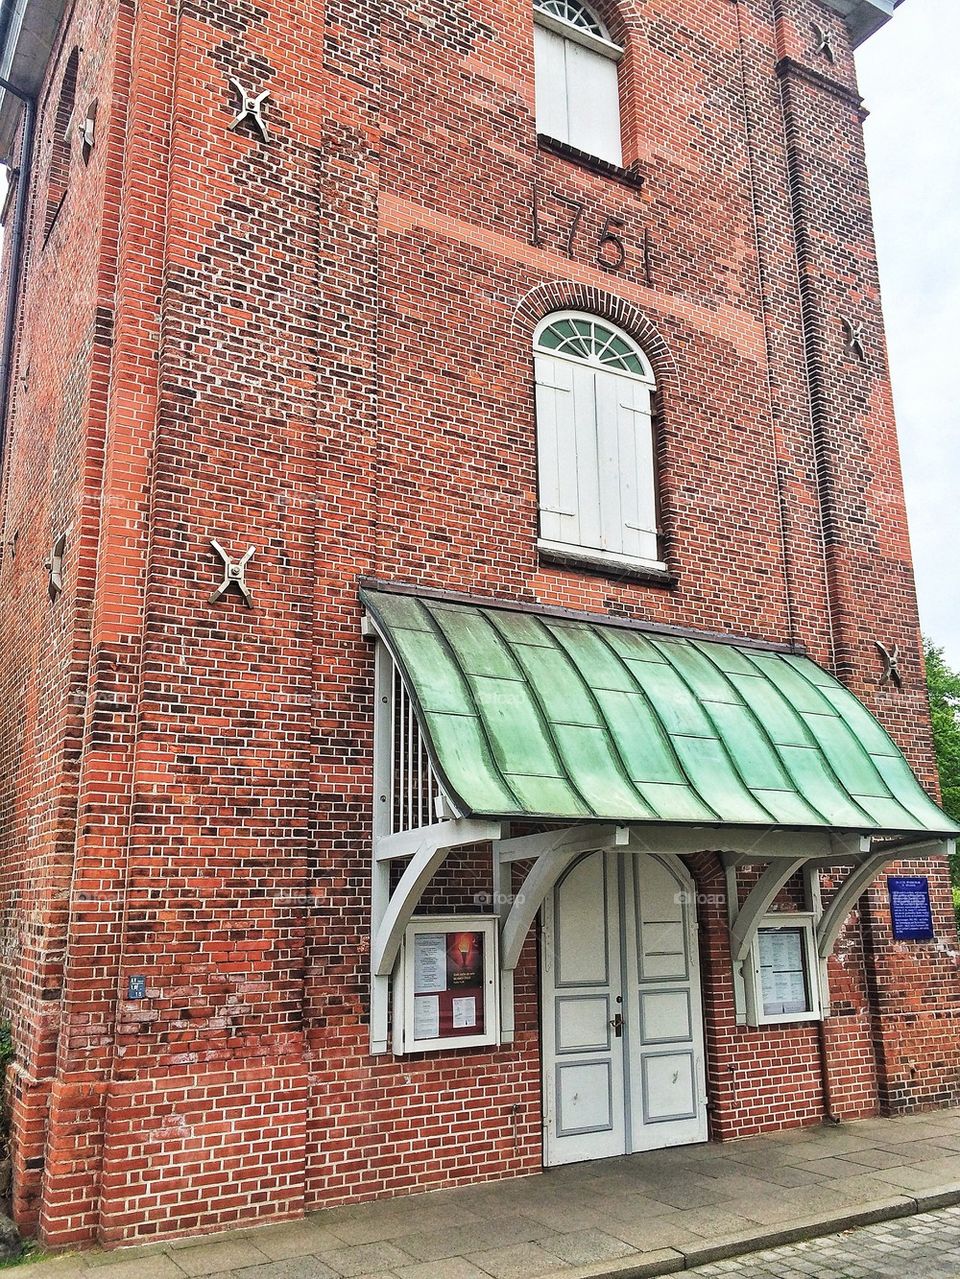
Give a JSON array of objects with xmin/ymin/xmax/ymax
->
[
  {"xmin": 556, "ymin": 1060, "xmax": 614, "ymax": 1136},
  {"xmin": 534, "ymin": 25, "xmax": 568, "ymax": 142},
  {"xmin": 554, "ymin": 849, "xmax": 609, "ymax": 985},
  {"xmin": 542, "ymin": 850, "xmax": 625, "ymax": 1165},
  {"xmin": 534, "ymin": 354, "xmax": 578, "ymax": 546},
  {"xmin": 639, "ymin": 989, "xmax": 692, "ymax": 1044},
  {"xmin": 543, "ymin": 850, "xmax": 707, "ymax": 1166},
  {"xmin": 624, "ymin": 856, "xmax": 708, "ymax": 1151},
  {"xmin": 556, "ymin": 993, "xmax": 611, "ymax": 1052},
  {"xmin": 641, "ymin": 1051, "xmax": 698, "ymax": 1123}
]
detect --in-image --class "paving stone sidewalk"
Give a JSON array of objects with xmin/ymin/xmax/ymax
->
[{"xmin": 16, "ymin": 1107, "xmax": 960, "ymax": 1279}]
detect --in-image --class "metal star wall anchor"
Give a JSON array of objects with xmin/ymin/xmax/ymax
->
[
  {"xmin": 841, "ymin": 315, "xmax": 867, "ymax": 361},
  {"xmin": 209, "ymin": 539, "xmax": 255, "ymax": 608},
  {"xmin": 874, "ymin": 640, "xmax": 903, "ymax": 690},
  {"xmin": 811, "ymin": 22, "xmax": 837, "ymax": 64},
  {"xmin": 228, "ymin": 77, "xmax": 271, "ymax": 142}
]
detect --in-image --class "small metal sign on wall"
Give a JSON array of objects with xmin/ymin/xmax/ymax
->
[{"xmin": 888, "ymin": 875, "xmax": 935, "ymax": 942}]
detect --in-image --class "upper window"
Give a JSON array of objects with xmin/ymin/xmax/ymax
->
[
  {"xmin": 534, "ymin": 313, "xmax": 661, "ymax": 570},
  {"xmin": 533, "ymin": 0, "xmax": 623, "ymax": 166}
]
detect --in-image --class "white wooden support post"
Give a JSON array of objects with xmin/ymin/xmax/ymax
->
[
  {"xmin": 370, "ymin": 643, "xmax": 394, "ymax": 1054},
  {"xmin": 803, "ymin": 861, "xmax": 830, "ymax": 1013},
  {"xmin": 493, "ymin": 828, "xmax": 514, "ymax": 1043},
  {"xmin": 720, "ymin": 853, "xmax": 747, "ymax": 1024}
]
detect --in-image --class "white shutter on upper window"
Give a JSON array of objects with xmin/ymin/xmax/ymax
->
[
  {"xmin": 593, "ymin": 366, "xmax": 623, "ymax": 554},
  {"xmin": 616, "ymin": 380, "xmax": 658, "ymax": 562},
  {"xmin": 565, "ymin": 40, "xmax": 622, "ymax": 166},
  {"xmin": 570, "ymin": 363, "xmax": 603, "ymax": 552},
  {"xmin": 534, "ymin": 25, "xmax": 569, "ymax": 144},
  {"xmin": 535, "ymin": 354, "xmax": 579, "ymax": 545}
]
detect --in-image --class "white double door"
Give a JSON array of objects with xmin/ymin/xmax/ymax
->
[{"xmin": 542, "ymin": 849, "xmax": 707, "ymax": 1166}]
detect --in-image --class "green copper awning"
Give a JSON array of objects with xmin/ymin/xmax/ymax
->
[{"xmin": 362, "ymin": 589, "xmax": 959, "ymax": 838}]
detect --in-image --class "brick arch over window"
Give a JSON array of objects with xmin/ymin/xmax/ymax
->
[
  {"xmin": 44, "ymin": 47, "xmax": 80, "ymax": 242},
  {"xmin": 512, "ymin": 282, "xmax": 678, "ymax": 389}
]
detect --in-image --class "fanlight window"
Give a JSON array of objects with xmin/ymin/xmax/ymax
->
[
  {"xmin": 534, "ymin": 313, "xmax": 661, "ymax": 569},
  {"xmin": 534, "ymin": 0, "xmax": 607, "ymax": 40},
  {"xmin": 533, "ymin": 0, "xmax": 623, "ymax": 166},
  {"xmin": 536, "ymin": 315, "xmax": 652, "ymax": 378}
]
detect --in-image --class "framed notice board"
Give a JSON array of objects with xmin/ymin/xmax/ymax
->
[
  {"xmin": 394, "ymin": 916, "xmax": 500, "ymax": 1053},
  {"xmin": 888, "ymin": 876, "xmax": 934, "ymax": 942}
]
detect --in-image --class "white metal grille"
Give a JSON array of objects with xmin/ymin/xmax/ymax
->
[{"xmin": 391, "ymin": 662, "xmax": 445, "ymax": 834}]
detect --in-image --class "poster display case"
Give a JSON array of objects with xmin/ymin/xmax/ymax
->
[
  {"xmin": 749, "ymin": 914, "xmax": 822, "ymax": 1025},
  {"xmin": 394, "ymin": 916, "xmax": 500, "ymax": 1053}
]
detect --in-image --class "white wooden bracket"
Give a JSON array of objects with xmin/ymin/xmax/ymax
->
[
  {"xmin": 496, "ymin": 825, "xmax": 627, "ymax": 972},
  {"xmin": 816, "ymin": 837, "xmax": 954, "ymax": 959},
  {"xmin": 817, "ymin": 848, "xmax": 888, "ymax": 959},
  {"xmin": 372, "ymin": 819, "xmax": 503, "ymax": 979},
  {"xmin": 369, "ymin": 817, "xmax": 501, "ymax": 1054},
  {"xmin": 729, "ymin": 857, "xmax": 810, "ymax": 963}
]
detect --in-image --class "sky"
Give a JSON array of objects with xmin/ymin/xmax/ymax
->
[{"xmin": 856, "ymin": 0, "xmax": 960, "ymax": 670}]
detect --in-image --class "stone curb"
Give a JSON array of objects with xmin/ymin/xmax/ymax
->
[{"xmin": 542, "ymin": 1184, "xmax": 960, "ymax": 1279}]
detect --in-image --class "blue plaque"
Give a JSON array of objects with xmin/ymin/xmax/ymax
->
[{"xmin": 888, "ymin": 876, "xmax": 934, "ymax": 942}]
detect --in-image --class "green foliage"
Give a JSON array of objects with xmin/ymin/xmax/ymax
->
[
  {"xmin": 925, "ymin": 640, "xmax": 960, "ymax": 933},
  {"xmin": 925, "ymin": 639, "xmax": 960, "ymax": 827},
  {"xmin": 0, "ymin": 1026, "xmax": 12, "ymax": 1078},
  {"xmin": 0, "ymin": 1241, "xmax": 39, "ymax": 1271}
]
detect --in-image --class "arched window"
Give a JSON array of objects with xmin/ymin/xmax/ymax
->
[
  {"xmin": 533, "ymin": 0, "xmax": 623, "ymax": 166},
  {"xmin": 44, "ymin": 48, "xmax": 79, "ymax": 242},
  {"xmin": 534, "ymin": 312, "xmax": 661, "ymax": 568}
]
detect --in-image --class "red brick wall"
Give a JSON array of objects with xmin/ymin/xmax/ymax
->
[{"xmin": 0, "ymin": 0, "xmax": 956, "ymax": 1250}]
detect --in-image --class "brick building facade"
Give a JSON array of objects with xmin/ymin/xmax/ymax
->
[{"xmin": 0, "ymin": 0, "xmax": 958, "ymax": 1252}]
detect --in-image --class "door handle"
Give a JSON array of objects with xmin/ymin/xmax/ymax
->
[{"xmin": 610, "ymin": 1012, "xmax": 623, "ymax": 1037}]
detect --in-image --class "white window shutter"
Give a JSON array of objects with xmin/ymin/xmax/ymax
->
[
  {"xmin": 571, "ymin": 363, "xmax": 603, "ymax": 552},
  {"xmin": 593, "ymin": 367, "xmax": 623, "ymax": 554},
  {"xmin": 617, "ymin": 382, "xmax": 658, "ymax": 562},
  {"xmin": 535, "ymin": 355, "xmax": 580, "ymax": 544},
  {"xmin": 534, "ymin": 25, "xmax": 569, "ymax": 143},
  {"xmin": 565, "ymin": 42, "xmax": 622, "ymax": 165}
]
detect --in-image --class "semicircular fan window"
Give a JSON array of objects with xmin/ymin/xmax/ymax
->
[{"xmin": 534, "ymin": 0, "xmax": 608, "ymax": 40}]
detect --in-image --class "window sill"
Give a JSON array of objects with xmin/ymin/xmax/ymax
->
[
  {"xmin": 753, "ymin": 1013, "xmax": 823, "ymax": 1027},
  {"xmin": 538, "ymin": 540, "xmax": 676, "ymax": 588},
  {"xmin": 536, "ymin": 134, "xmax": 646, "ymax": 192}
]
